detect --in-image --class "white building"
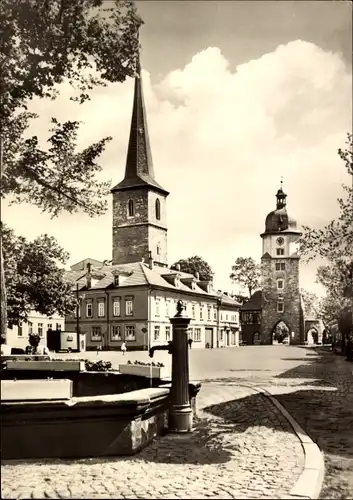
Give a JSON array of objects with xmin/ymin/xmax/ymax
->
[{"xmin": 6, "ymin": 312, "xmax": 64, "ymax": 350}]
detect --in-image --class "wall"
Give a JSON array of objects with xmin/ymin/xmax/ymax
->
[
  {"xmin": 112, "ymin": 188, "xmax": 167, "ymax": 265},
  {"xmin": 65, "ymin": 286, "xmax": 149, "ymax": 350},
  {"xmin": 261, "ymin": 256, "xmax": 304, "ymax": 344},
  {"xmin": 7, "ymin": 313, "xmax": 64, "ymax": 350}
]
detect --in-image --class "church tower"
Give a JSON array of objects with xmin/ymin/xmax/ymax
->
[
  {"xmin": 260, "ymin": 183, "xmax": 304, "ymax": 344},
  {"xmin": 111, "ymin": 54, "xmax": 169, "ymax": 267}
]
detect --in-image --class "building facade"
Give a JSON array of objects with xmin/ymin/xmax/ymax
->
[
  {"xmin": 65, "ymin": 53, "xmax": 240, "ymax": 350},
  {"xmin": 65, "ymin": 262, "xmax": 240, "ymax": 350},
  {"xmin": 6, "ymin": 312, "xmax": 64, "ymax": 350},
  {"xmin": 240, "ymin": 185, "xmax": 305, "ymax": 345}
]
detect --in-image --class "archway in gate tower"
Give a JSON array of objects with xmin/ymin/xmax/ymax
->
[
  {"xmin": 271, "ymin": 320, "xmax": 290, "ymax": 345},
  {"xmin": 307, "ymin": 327, "xmax": 319, "ymax": 345}
]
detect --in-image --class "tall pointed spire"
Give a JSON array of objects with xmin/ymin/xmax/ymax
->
[{"xmin": 112, "ymin": 36, "xmax": 168, "ymax": 195}]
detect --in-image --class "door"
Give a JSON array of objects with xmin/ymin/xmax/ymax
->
[{"xmin": 205, "ymin": 328, "xmax": 213, "ymax": 348}]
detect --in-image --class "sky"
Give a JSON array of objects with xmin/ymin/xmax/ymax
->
[{"xmin": 3, "ymin": 0, "xmax": 352, "ymax": 297}]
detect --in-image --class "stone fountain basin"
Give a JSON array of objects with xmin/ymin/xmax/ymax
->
[
  {"xmin": 1, "ymin": 366, "xmax": 201, "ymax": 460},
  {"xmin": 1, "ymin": 386, "xmax": 170, "ymax": 460}
]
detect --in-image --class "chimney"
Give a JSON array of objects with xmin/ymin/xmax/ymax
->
[
  {"xmin": 176, "ymin": 263, "xmax": 181, "ymax": 271},
  {"xmin": 195, "ymin": 271, "xmax": 200, "ymax": 280},
  {"xmin": 148, "ymin": 250, "xmax": 153, "ymax": 270},
  {"xmin": 87, "ymin": 262, "xmax": 91, "ymax": 273}
]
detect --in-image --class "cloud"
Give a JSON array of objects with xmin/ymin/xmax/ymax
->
[{"xmin": 3, "ymin": 39, "xmax": 352, "ymax": 296}]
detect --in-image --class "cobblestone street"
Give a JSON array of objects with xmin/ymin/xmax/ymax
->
[
  {"xmin": 1, "ymin": 346, "xmax": 352, "ymax": 499},
  {"xmin": 1, "ymin": 384, "xmax": 304, "ymax": 499}
]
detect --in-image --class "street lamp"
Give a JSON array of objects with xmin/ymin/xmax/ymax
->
[{"xmin": 76, "ymin": 283, "xmax": 85, "ymax": 345}]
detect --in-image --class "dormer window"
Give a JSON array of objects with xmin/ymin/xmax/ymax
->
[
  {"xmin": 114, "ymin": 275, "xmax": 120, "ymax": 287},
  {"xmin": 128, "ymin": 199, "xmax": 134, "ymax": 217},
  {"xmin": 155, "ymin": 198, "xmax": 161, "ymax": 220}
]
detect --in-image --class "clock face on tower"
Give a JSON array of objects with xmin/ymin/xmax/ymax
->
[{"xmin": 276, "ymin": 237, "xmax": 284, "ymax": 246}]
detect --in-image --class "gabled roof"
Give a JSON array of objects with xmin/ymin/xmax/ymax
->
[
  {"xmin": 65, "ymin": 262, "xmax": 240, "ymax": 306},
  {"xmin": 240, "ymin": 290, "xmax": 262, "ymax": 311}
]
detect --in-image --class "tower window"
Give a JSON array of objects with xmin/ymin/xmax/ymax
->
[
  {"xmin": 128, "ymin": 199, "xmax": 134, "ymax": 217},
  {"xmin": 275, "ymin": 262, "xmax": 286, "ymax": 271},
  {"xmin": 277, "ymin": 301, "xmax": 284, "ymax": 313},
  {"xmin": 276, "ymin": 248, "xmax": 284, "ymax": 256},
  {"xmin": 277, "ymin": 279, "xmax": 284, "ymax": 289},
  {"xmin": 155, "ymin": 198, "xmax": 161, "ymax": 220}
]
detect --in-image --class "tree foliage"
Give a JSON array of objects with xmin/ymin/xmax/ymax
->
[
  {"xmin": 0, "ymin": 0, "xmax": 142, "ymax": 334},
  {"xmin": 300, "ymin": 288, "xmax": 320, "ymax": 317},
  {"xmin": 170, "ymin": 256, "xmax": 214, "ymax": 281},
  {"xmin": 300, "ymin": 134, "xmax": 353, "ymax": 339},
  {"xmin": 230, "ymin": 257, "xmax": 261, "ymax": 297},
  {"xmin": 2, "ymin": 224, "xmax": 76, "ymax": 326},
  {"xmin": 300, "ymin": 133, "xmax": 353, "ymax": 263}
]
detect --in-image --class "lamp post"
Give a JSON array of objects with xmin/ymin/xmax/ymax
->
[{"xmin": 75, "ymin": 284, "xmax": 85, "ymax": 349}]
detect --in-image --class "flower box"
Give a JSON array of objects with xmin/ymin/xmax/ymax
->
[
  {"xmin": 118, "ymin": 364, "xmax": 169, "ymax": 379},
  {"xmin": 5, "ymin": 360, "xmax": 85, "ymax": 372}
]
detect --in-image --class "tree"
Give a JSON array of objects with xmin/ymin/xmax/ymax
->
[
  {"xmin": 300, "ymin": 134, "xmax": 353, "ymax": 356},
  {"xmin": 273, "ymin": 322, "xmax": 289, "ymax": 343},
  {"xmin": 2, "ymin": 224, "xmax": 76, "ymax": 326},
  {"xmin": 0, "ymin": 0, "xmax": 142, "ymax": 335},
  {"xmin": 300, "ymin": 289, "xmax": 320, "ymax": 317},
  {"xmin": 232, "ymin": 294, "xmax": 249, "ymax": 306},
  {"xmin": 230, "ymin": 257, "xmax": 261, "ymax": 297},
  {"xmin": 170, "ymin": 256, "xmax": 214, "ymax": 281}
]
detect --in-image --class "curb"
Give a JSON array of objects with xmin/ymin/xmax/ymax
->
[{"xmin": 249, "ymin": 386, "xmax": 324, "ymax": 500}]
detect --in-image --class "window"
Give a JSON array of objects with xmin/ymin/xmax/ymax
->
[
  {"xmin": 226, "ymin": 314, "xmax": 228, "ymax": 321},
  {"xmin": 155, "ymin": 198, "xmax": 161, "ymax": 220},
  {"xmin": 111, "ymin": 325, "xmax": 121, "ymax": 341},
  {"xmin": 214, "ymin": 308, "xmax": 217, "ymax": 320},
  {"xmin": 113, "ymin": 299, "xmax": 121, "ymax": 317},
  {"xmin": 200, "ymin": 306, "xmax": 204, "ymax": 321},
  {"xmin": 277, "ymin": 301, "xmax": 284, "ymax": 313},
  {"xmin": 86, "ymin": 302, "xmax": 92, "ymax": 318},
  {"xmin": 91, "ymin": 326, "xmax": 102, "ymax": 341},
  {"xmin": 155, "ymin": 298, "xmax": 160, "ymax": 316},
  {"xmin": 125, "ymin": 299, "xmax": 133, "ymax": 316},
  {"xmin": 18, "ymin": 323, "xmax": 23, "ymax": 337},
  {"xmin": 125, "ymin": 325, "xmax": 136, "ymax": 341},
  {"xmin": 166, "ymin": 300, "xmax": 170, "ymax": 318},
  {"xmin": 207, "ymin": 307, "xmax": 211, "ymax": 321},
  {"xmin": 128, "ymin": 199, "xmax": 134, "ymax": 217},
  {"xmin": 56, "ymin": 323, "xmax": 62, "ymax": 331},
  {"xmin": 277, "ymin": 279, "xmax": 284, "ymax": 290},
  {"xmin": 221, "ymin": 313, "xmax": 223, "ymax": 321},
  {"xmin": 114, "ymin": 275, "xmax": 120, "ymax": 286},
  {"xmin": 275, "ymin": 262, "xmax": 286, "ymax": 271},
  {"xmin": 276, "ymin": 248, "xmax": 284, "ymax": 256},
  {"xmin": 154, "ymin": 325, "xmax": 160, "ymax": 341},
  {"xmin": 165, "ymin": 326, "xmax": 171, "ymax": 341},
  {"xmin": 47, "ymin": 323, "xmax": 52, "ymax": 331},
  {"xmin": 188, "ymin": 328, "xmax": 193, "ymax": 340},
  {"xmin": 194, "ymin": 328, "xmax": 201, "ymax": 341},
  {"xmin": 192, "ymin": 304, "xmax": 196, "ymax": 319},
  {"xmin": 28, "ymin": 322, "xmax": 33, "ymax": 335},
  {"xmin": 157, "ymin": 245, "xmax": 160, "ymax": 256},
  {"xmin": 38, "ymin": 323, "xmax": 43, "ymax": 336},
  {"xmin": 98, "ymin": 301, "xmax": 105, "ymax": 317},
  {"xmin": 220, "ymin": 330, "xmax": 223, "ymax": 341}
]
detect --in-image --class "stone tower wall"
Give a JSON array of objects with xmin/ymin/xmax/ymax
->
[
  {"xmin": 112, "ymin": 188, "xmax": 168, "ymax": 265},
  {"xmin": 261, "ymin": 256, "xmax": 304, "ymax": 344}
]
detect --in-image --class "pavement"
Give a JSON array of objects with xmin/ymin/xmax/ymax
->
[{"xmin": 1, "ymin": 345, "xmax": 352, "ymax": 499}]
